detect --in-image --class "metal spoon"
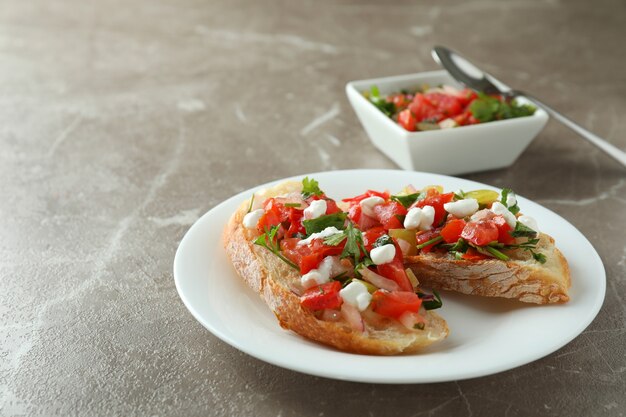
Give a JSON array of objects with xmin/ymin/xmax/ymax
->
[{"xmin": 431, "ymin": 46, "xmax": 626, "ymax": 168}]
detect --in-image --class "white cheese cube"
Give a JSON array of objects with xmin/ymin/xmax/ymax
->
[
  {"xmin": 243, "ymin": 209, "xmax": 265, "ymax": 229},
  {"xmin": 370, "ymin": 244, "xmax": 396, "ymax": 265},
  {"xmin": 444, "ymin": 199, "xmax": 479, "ymax": 218},
  {"xmin": 340, "ymin": 281, "xmax": 372, "ymax": 311},
  {"xmin": 303, "ymin": 199, "xmax": 327, "ymax": 220},
  {"xmin": 359, "ymin": 196, "xmax": 385, "ymax": 218}
]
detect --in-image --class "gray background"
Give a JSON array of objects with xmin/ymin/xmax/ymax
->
[{"xmin": 1, "ymin": 0, "xmax": 625, "ymax": 416}]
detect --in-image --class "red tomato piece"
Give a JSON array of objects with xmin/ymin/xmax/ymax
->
[
  {"xmin": 424, "ymin": 92, "xmax": 463, "ymax": 118},
  {"xmin": 342, "ymin": 190, "xmax": 390, "ymax": 204},
  {"xmin": 300, "ymin": 281, "xmax": 343, "ymax": 310},
  {"xmin": 415, "ymin": 228, "xmax": 441, "ymax": 253},
  {"xmin": 257, "ymin": 198, "xmax": 290, "ymax": 230},
  {"xmin": 347, "ymin": 204, "xmax": 381, "ymax": 231},
  {"xmin": 372, "ymin": 290, "xmax": 422, "ymax": 318},
  {"xmin": 461, "ymin": 247, "xmax": 489, "ymax": 261},
  {"xmin": 286, "ymin": 208, "xmax": 305, "ymax": 237},
  {"xmin": 375, "ymin": 244, "xmax": 413, "ymax": 292},
  {"xmin": 491, "ymin": 215, "xmax": 516, "ymax": 245},
  {"xmin": 389, "ymin": 94, "xmax": 410, "ymax": 109},
  {"xmin": 398, "ymin": 109, "xmax": 417, "ymax": 131},
  {"xmin": 281, "ymin": 238, "xmax": 344, "ymax": 274},
  {"xmin": 409, "ymin": 94, "xmax": 440, "ymax": 122},
  {"xmin": 416, "ymin": 192, "xmax": 454, "ymax": 227},
  {"xmin": 440, "ymin": 218, "xmax": 467, "ymax": 243},
  {"xmin": 362, "ymin": 226, "xmax": 387, "ymax": 252},
  {"xmin": 461, "ymin": 220, "xmax": 499, "ymax": 246},
  {"xmin": 373, "ymin": 201, "xmax": 407, "ymax": 230}
]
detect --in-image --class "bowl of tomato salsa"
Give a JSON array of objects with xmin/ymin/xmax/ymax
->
[{"xmin": 346, "ymin": 70, "xmax": 549, "ymax": 175}]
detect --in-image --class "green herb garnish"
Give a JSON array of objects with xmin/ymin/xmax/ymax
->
[
  {"xmin": 390, "ymin": 193, "xmax": 421, "ymax": 208},
  {"xmin": 253, "ymin": 225, "xmax": 298, "ymax": 270},
  {"xmin": 366, "ymin": 85, "xmax": 396, "ymax": 117},
  {"xmin": 416, "ymin": 235, "xmax": 443, "ymax": 249},
  {"xmin": 301, "ymin": 177, "xmax": 323, "ymax": 199},
  {"xmin": 500, "ymin": 188, "xmax": 520, "ymax": 215},
  {"xmin": 510, "ymin": 221, "xmax": 537, "ymax": 238},
  {"xmin": 373, "ymin": 234, "xmax": 394, "ymax": 248},
  {"xmin": 469, "ymin": 93, "xmax": 536, "ymax": 123},
  {"xmin": 283, "ymin": 203, "xmax": 301, "ymax": 208},
  {"xmin": 303, "ymin": 212, "xmax": 347, "ymax": 236},
  {"xmin": 419, "ymin": 290, "xmax": 443, "ymax": 310}
]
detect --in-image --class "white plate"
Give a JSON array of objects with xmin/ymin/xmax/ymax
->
[{"xmin": 173, "ymin": 169, "xmax": 606, "ymax": 384}]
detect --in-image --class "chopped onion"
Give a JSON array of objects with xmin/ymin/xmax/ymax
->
[
  {"xmin": 397, "ymin": 238, "xmax": 412, "ymax": 256},
  {"xmin": 358, "ymin": 267, "xmax": 400, "ymax": 292},
  {"xmin": 405, "ymin": 268, "xmax": 420, "ymax": 290},
  {"xmin": 398, "ymin": 311, "xmax": 426, "ymax": 331},
  {"xmin": 341, "ymin": 303, "xmax": 365, "ymax": 332}
]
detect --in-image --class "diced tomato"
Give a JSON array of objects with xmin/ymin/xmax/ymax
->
[
  {"xmin": 257, "ymin": 198, "xmax": 290, "ymax": 230},
  {"xmin": 415, "ymin": 228, "xmax": 442, "ymax": 253},
  {"xmin": 425, "ymin": 93, "xmax": 463, "ymax": 118},
  {"xmin": 371, "ymin": 290, "xmax": 422, "ymax": 319},
  {"xmin": 440, "ymin": 218, "xmax": 467, "ymax": 243},
  {"xmin": 460, "ymin": 220, "xmax": 499, "ymax": 246},
  {"xmin": 491, "ymin": 215, "xmax": 516, "ymax": 245},
  {"xmin": 398, "ymin": 109, "xmax": 417, "ymax": 132},
  {"xmin": 300, "ymin": 281, "xmax": 342, "ymax": 310},
  {"xmin": 281, "ymin": 238, "xmax": 344, "ymax": 274},
  {"xmin": 342, "ymin": 190, "xmax": 390, "ymax": 204},
  {"xmin": 409, "ymin": 94, "xmax": 440, "ymax": 122},
  {"xmin": 373, "ymin": 201, "xmax": 407, "ymax": 230},
  {"xmin": 347, "ymin": 204, "xmax": 381, "ymax": 231},
  {"xmin": 286, "ymin": 208, "xmax": 305, "ymax": 237},
  {"xmin": 461, "ymin": 247, "xmax": 489, "ymax": 261},
  {"xmin": 416, "ymin": 192, "xmax": 454, "ymax": 227},
  {"xmin": 362, "ymin": 226, "xmax": 387, "ymax": 252},
  {"xmin": 375, "ymin": 244, "xmax": 413, "ymax": 292}
]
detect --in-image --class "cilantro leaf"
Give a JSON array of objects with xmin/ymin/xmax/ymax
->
[
  {"xmin": 301, "ymin": 177, "xmax": 323, "ymax": 199},
  {"xmin": 418, "ymin": 290, "xmax": 443, "ymax": 310},
  {"xmin": 366, "ymin": 85, "xmax": 396, "ymax": 117},
  {"xmin": 510, "ymin": 221, "xmax": 537, "ymax": 238},
  {"xmin": 373, "ymin": 234, "xmax": 394, "ymax": 248},
  {"xmin": 302, "ymin": 212, "xmax": 347, "ymax": 236},
  {"xmin": 341, "ymin": 222, "xmax": 366, "ymax": 265},
  {"xmin": 500, "ymin": 188, "xmax": 520, "ymax": 215},
  {"xmin": 390, "ymin": 193, "xmax": 421, "ymax": 208},
  {"xmin": 253, "ymin": 226, "xmax": 298, "ymax": 270},
  {"xmin": 323, "ymin": 232, "xmax": 347, "ymax": 246},
  {"xmin": 532, "ymin": 251, "xmax": 547, "ymax": 264}
]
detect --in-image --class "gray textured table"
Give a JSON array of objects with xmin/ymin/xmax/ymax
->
[{"xmin": 2, "ymin": 0, "xmax": 625, "ymax": 416}]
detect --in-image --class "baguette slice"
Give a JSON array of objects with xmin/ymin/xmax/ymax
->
[
  {"xmin": 223, "ymin": 181, "xmax": 448, "ymax": 355},
  {"xmin": 405, "ymin": 234, "xmax": 571, "ymax": 304}
]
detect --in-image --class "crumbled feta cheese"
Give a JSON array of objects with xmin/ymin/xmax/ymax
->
[
  {"xmin": 303, "ymin": 199, "xmax": 327, "ymax": 220},
  {"xmin": 444, "ymin": 199, "xmax": 479, "ymax": 218},
  {"xmin": 243, "ymin": 209, "xmax": 265, "ymax": 229},
  {"xmin": 300, "ymin": 256, "xmax": 333, "ymax": 289},
  {"xmin": 518, "ymin": 215, "xmax": 539, "ymax": 232},
  {"xmin": 506, "ymin": 192, "xmax": 517, "ymax": 208},
  {"xmin": 297, "ymin": 226, "xmax": 342, "ymax": 246},
  {"xmin": 419, "ymin": 205, "xmax": 435, "ymax": 231},
  {"xmin": 404, "ymin": 207, "xmax": 423, "ymax": 229},
  {"xmin": 339, "ymin": 281, "xmax": 372, "ymax": 311},
  {"xmin": 360, "ymin": 196, "xmax": 385, "ymax": 218},
  {"xmin": 370, "ymin": 244, "xmax": 396, "ymax": 265},
  {"xmin": 490, "ymin": 202, "xmax": 517, "ymax": 228}
]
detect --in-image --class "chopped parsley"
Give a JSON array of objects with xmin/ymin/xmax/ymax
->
[
  {"xmin": 390, "ymin": 192, "xmax": 421, "ymax": 208},
  {"xmin": 302, "ymin": 212, "xmax": 347, "ymax": 235},
  {"xmin": 366, "ymin": 85, "xmax": 396, "ymax": 117},
  {"xmin": 469, "ymin": 93, "xmax": 536, "ymax": 123},
  {"xmin": 253, "ymin": 225, "xmax": 298, "ymax": 270},
  {"xmin": 301, "ymin": 177, "xmax": 323, "ymax": 199},
  {"xmin": 373, "ymin": 234, "xmax": 394, "ymax": 248},
  {"xmin": 418, "ymin": 290, "xmax": 443, "ymax": 310},
  {"xmin": 500, "ymin": 188, "xmax": 520, "ymax": 215}
]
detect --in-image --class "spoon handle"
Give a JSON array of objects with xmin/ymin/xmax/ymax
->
[{"xmin": 517, "ymin": 91, "xmax": 626, "ymax": 168}]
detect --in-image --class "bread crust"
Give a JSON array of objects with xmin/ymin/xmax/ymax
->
[
  {"xmin": 223, "ymin": 182, "xmax": 448, "ymax": 355},
  {"xmin": 405, "ymin": 234, "xmax": 571, "ymax": 304}
]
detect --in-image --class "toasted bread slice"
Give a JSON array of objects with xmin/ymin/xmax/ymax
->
[
  {"xmin": 405, "ymin": 234, "xmax": 571, "ymax": 304},
  {"xmin": 223, "ymin": 181, "xmax": 448, "ymax": 355}
]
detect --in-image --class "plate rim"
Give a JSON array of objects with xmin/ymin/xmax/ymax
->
[{"xmin": 173, "ymin": 169, "xmax": 606, "ymax": 383}]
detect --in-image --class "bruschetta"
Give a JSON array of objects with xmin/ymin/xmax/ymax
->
[
  {"xmin": 223, "ymin": 178, "xmax": 449, "ymax": 355},
  {"xmin": 339, "ymin": 185, "xmax": 571, "ymax": 304}
]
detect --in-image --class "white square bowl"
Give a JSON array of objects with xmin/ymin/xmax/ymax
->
[{"xmin": 346, "ymin": 70, "xmax": 549, "ymax": 175}]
